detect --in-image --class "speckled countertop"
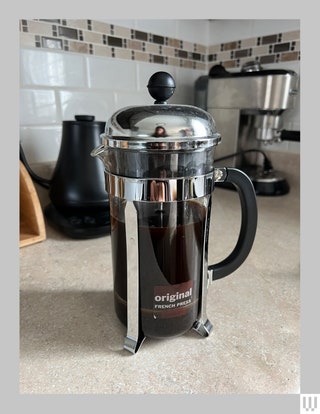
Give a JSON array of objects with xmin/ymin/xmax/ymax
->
[{"xmin": 19, "ymin": 152, "xmax": 300, "ymax": 394}]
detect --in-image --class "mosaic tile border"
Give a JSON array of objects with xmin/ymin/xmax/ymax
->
[
  {"xmin": 19, "ymin": 19, "xmax": 300, "ymax": 71},
  {"xmin": 208, "ymin": 29, "xmax": 300, "ymax": 69}
]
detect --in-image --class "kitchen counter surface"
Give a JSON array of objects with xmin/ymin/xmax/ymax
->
[{"xmin": 19, "ymin": 154, "xmax": 300, "ymax": 394}]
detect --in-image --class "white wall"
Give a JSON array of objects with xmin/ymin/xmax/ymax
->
[
  {"xmin": 209, "ymin": 19, "xmax": 300, "ymax": 43},
  {"xmin": 103, "ymin": 19, "xmax": 210, "ymax": 45}
]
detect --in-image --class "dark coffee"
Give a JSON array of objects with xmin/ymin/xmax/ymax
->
[{"xmin": 111, "ymin": 199, "xmax": 207, "ymax": 338}]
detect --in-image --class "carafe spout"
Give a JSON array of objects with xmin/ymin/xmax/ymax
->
[{"xmin": 90, "ymin": 144, "xmax": 105, "ymax": 162}]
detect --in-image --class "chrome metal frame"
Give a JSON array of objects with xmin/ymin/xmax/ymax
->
[
  {"xmin": 106, "ymin": 172, "xmax": 215, "ymax": 202},
  {"xmin": 108, "ymin": 168, "xmax": 228, "ymax": 353}
]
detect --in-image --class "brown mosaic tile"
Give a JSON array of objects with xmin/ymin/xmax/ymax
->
[
  {"xmin": 108, "ymin": 36, "xmax": 123, "ymax": 47},
  {"xmin": 58, "ymin": 26, "xmax": 78, "ymax": 39},
  {"xmin": 241, "ymin": 37, "xmax": 257, "ymax": 48},
  {"xmin": 222, "ymin": 41, "xmax": 238, "ymax": 51},
  {"xmin": 167, "ymin": 56, "xmax": 180, "ymax": 66},
  {"xmin": 91, "ymin": 20, "xmax": 111, "ymax": 34},
  {"xmin": 64, "ymin": 19, "xmax": 88, "ymax": 30},
  {"xmin": 182, "ymin": 60, "xmax": 193, "ymax": 69},
  {"xmin": 282, "ymin": 30, "xmax": 300, "ymax": 41},
  {"xmin": 133, "ymin": 50, "xmax": 149, "ymax": 62},
  {"xmin": 176, "ymin": 49, "xmax": 188, "ymax": 59},
  {"xmin": 216, "ymin": 50, "xmax": 232, "ymax": 62},
  {"xmin": 152, "ymin": 54, "xmax": 165, "ymax": 64},
  {"xmin": 82, "ymin": 30, "xmax": 103, "ymax": 44},
  {"xmin": 252, "ymin": 44, "xmax": 270, "ymax": 56},
  {"xmin": 68, "ymin": 40, "xmax": 89, "ymax": 54},
  {"xmin": 28, "ymin": 21, "xmax": 53, "ymax": 36},
  {"xmin": 152, "ymin": 34, "xmax": 165, "ymax": 45},
  {"xmin": 274, "ymin": 42, "xmax": 290, "ymax": 53},
  {"xmin": 162, "ymin": 45, "xmax": 175, "ymax": 57},
  {"xmin": 20, "ymin": 32, "xmax": 37, "ymax": 48},
  {"xmin": 192, "ymin": 52, "xmax": 201, "ymax": 61},
  {"xmin": 222, "ymin": 60, "xmax": 237, "ymax": 69},
  {"xmin": 196, "ymin": 61, "xmax": 206, "ymax": 70},
  {"xmin": 235, "ymin": 48, "xmax": 251, "ymax": 58},
  {"xmin": 134, "ymin": 30, "xmax": 148, "ymax": 41},
  {"xmin": 208, "ymin": 44, "xmax": 220, "ymax": 54},
  {"xmin": 261, "ymin": 34, "xmax": 278, "ymax": 44},
  {"xmin": 145, "ymin": 42, "xmax": 160, "ymax": 54},
  {"xmin": 168, "ymin": 38, "xmax": 181, "ymax": 48},
  {"xmin": 260, "ymin": 54, "xmax": 276, "ymax": 64},
  {"xmin": 128, "ymin": 39, "xmax": 144, "ymax": 51},
  {"xmin": 197, "ymin": 44, "xmax": 207, "ymax": 54},
  {"xmin": 114, "ymin": 47, "xmax": 131, "ymax": 60},
  {"xmin": 280, "ymin": 51, "xmax": 299, "ymax": 62},
  {"xmin": 112, "ymin": 25, "xmax": 130, "ymax": 39},
  {"xmin": 93, "ymin": 44, "xmax": 113, "ymax": 58}
]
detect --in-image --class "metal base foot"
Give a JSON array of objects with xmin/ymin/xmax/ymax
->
[
  {"xmin": 193, "ymin": 319, "xmax": 213, "ymax": 337},
  {"xmin": 124, "ymin": 334, "xmax": 146, "ymax": 354}
]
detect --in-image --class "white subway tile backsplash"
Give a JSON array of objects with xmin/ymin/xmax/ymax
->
[
  {"xmin": 20, "ymin": 49, "xmax": 87, "ymax": 88},
  {"xmin": 20, "ymin": 126, "xmax": 62, "ymax": 164},
  {"xmin": 20, "ymin": 89, "xmax": 58, "ymax": 125},
  {"xmin": 58, "ymin": 90, "xmax": 117, "ymax": 122},
  {"xmin": 86, "ymin": 56, "xmax": 137, "ymax": 91}
]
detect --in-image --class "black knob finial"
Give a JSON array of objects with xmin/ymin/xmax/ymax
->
[{"xmin": 147, "ymin": 71, "xmax": 176, "ymax": 104}]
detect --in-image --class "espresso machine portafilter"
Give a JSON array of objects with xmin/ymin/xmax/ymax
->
[{"xmin": 195, "ymin": 63, "xmax": 299, "ymax": 195}]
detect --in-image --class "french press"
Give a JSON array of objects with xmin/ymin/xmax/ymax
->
[{"xmin": 91, "ymin": 72, "xmax": 258, "ymax": 354}]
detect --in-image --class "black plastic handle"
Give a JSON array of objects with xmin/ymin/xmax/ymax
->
[{"xmin": 209, "ymin": 168, "xmax": 258, "ymax": 281}]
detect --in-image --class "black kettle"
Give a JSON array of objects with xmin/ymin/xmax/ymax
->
[{"xmin": 44, "ymin": 115, "xmax": 110, "ymax": 239}]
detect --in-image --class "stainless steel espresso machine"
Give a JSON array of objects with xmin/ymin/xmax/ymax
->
[{"xmin": 195, "ymin": 63, "xmax": 299, "ymax": 195}]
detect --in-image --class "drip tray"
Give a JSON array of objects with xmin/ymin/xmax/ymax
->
[{"xmin": 44, "ymin": 203, "xmax": 111, "ymax": 239}]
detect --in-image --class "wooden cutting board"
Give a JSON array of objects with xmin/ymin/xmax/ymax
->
[{"xmin": 20, "ymin": 160, "xmax": 46, "ymax": 247}]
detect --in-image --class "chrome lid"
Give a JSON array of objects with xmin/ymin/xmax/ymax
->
[{"xmin": 101, "ymin": 71, "xmax": 221, "ymax": 151}]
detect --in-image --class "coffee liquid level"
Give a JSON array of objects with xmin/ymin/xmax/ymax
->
[{"xmin": 111, "ymin": 200, "xmax": 207, "ymax": 338}]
